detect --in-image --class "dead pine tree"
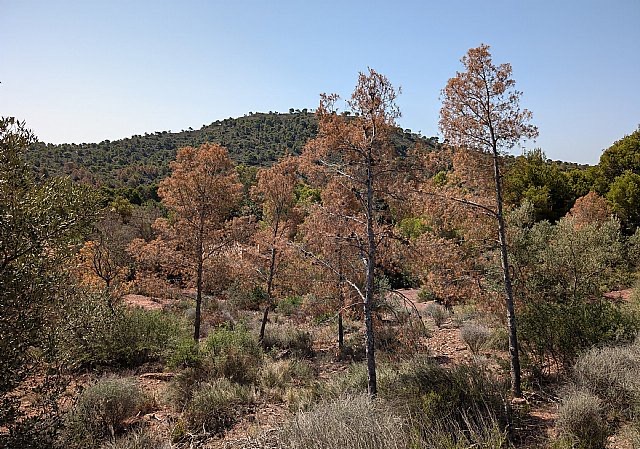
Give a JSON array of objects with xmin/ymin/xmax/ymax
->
[
  {"xmin": 439, "ymin": 44, "xmax": 539, "ymax": 397},
  {"xmin": 302, "ymin": 69, "xmax": 403, "ymax": 397}
]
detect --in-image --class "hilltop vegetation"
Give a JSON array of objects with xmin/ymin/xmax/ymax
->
[{"xmin": 26, "ymin": 111, "xmax": 434, "ymax": 203}]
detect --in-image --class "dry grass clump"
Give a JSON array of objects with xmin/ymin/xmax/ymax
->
[
  {"xmin": 556, "ymin": 389, "xmax": 608, "ymax": 449},
  {"xmin": 277, "ymin": 395, "xmax": 408, "ymax": 449},
  {"xmin": 573, "ymin": 340, "xmax": 640, "ymax": 418},
  {"xmin": 62, "ymin": 377, "xmax": 150, "ymax": 449},
  {"xmin": 460, "ymin": 321, "xmax": 492, "ymax": 354},
  {"xmin": 183, "ymin": 378, "xmax": 255, "ymax": 435},
  {"xmin": 100, "ymin": 428, "xmax": 171, "ymax": 449}
]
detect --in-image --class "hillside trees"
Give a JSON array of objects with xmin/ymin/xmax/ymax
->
[
  {"xmin": 301, "ymin": 69, "xmax": 405, "ymax": 396},
  {"xmin": 439, "ymin": 44, "xmax": 538, "ymax": 397},
  {"xmin": 0, "ymin": 117, "xmax": 98, "ymax": 444},
  {"xmin": 147, "ymin": 143, "xmax": 243, "ymax": 341}
]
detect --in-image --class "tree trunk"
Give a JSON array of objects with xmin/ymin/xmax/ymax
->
[
  {"xmin": 338, "ymin": 310, "xmax": 344, "ymax": 350},
  {"xmin": 193, "ymin": 221, "xmax": 205, "ymax": 342},
  {"xmin": 492, "ymin": 149, "xmax": 522, "ymax": 398},
  {"xmin": 364, "ymin": 159, "xmax": 377, "ymax": 398},
  {"xmin": 259, "ymin": 226, "xmax": 279, "ymax": 344}
]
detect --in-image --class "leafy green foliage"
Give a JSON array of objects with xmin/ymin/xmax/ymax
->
[
  {"xmin": 60, "ymin": 295, "xmax": 188, "ymax": 369},
  {"xmin": 1, "ymin": 117, "xmax": 99, "ymax": 446},
  {"xmin": 607, "ymin": 170, "xmax": 640, "ymax": 232},
  {"xmin": 511, "ymin": 208, "xmax": 638, "ymax": 372},
  {"xmin": 504, "ymin": 149, "xmax": 577, "ymax": 222}
]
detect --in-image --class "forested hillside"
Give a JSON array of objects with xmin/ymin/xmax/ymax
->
[{"xmin": 26, "ymin": 111, "xmax": 435, "ymax": 203}]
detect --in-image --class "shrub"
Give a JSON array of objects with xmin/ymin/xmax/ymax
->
[
  {"xmin": 62, "ymin": 377, "xmax": 148, "ymax": 448},
  {"xmin": 202, "ymin": 324, "xmax": 263, "ymax": 383},
  {"xmin": 460, "ymin": 321, "xmax": 492, "ymax": 354},
  {"xmin": 424, "ymin": 302, "xmax": 450, "ymax": 328},
  {"xmin": 60, "ymin": 296, "xmax": 187, "ymax": 369},
  {"xmin": 518, "ymin": 299, "xmax": 639, "ymax": 374},
  {"xmin": 184, "ymin": 378, "xmax": 255, "ymax": 435},
  {"xmin": 262, "ymin": 325, "xmax": 314, "ymax": 358},
  {"xmin": 276, "ymin": 395, "xmax": 408, "ymax": 449},
  {"xmin": 556, "ymin": 389, "xmax": 608, "ymax": 449},
  {"xmin": 227, "ymin": 284, "xmax": 265, "ymax": 311},
  {"xmin": 100, "ymin": 428, "xmax": 171, "ymax": 449},
  {"xmin": 573, "ymin": 341, "xmax": 640, "ymax": 418},
  {"xmin": 167, "ymin": 335, "xmax": 202, "ymax": 369},
  {"xmin": 277, "ymin": 295, "xmax": 304, "ymax": 316},
  {"xmin": 382, "ymin": 357, "xmax": 508, "ymax": 440}
]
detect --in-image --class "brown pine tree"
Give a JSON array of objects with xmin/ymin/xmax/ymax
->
[
  {"xmin": 157, "ymin": 143, "xmax": 243, "ymax": 341},
  {"xmin": 302, "ymin": 69, "xmax": 402, "ymax": 397},
  {"xmin": 439, "ymin": 44, "xmax": 538, "ymax": 397}
]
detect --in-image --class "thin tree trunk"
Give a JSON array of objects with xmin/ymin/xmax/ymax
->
[
  {"xmin": 193, "ymin": 219, "xmax": 205, "ymax": 342},
  {"xmin": 364, "ymin": 159, "xmax": 377, "ymax": 398},
  {"xmin": 338, "ymin": 310, "xmax": 344, "ymax": 350},
  {"xmin": 492, "ymin": 149, "xmax": 522, "ymax": 398},
  {"xmin": 259, "ymin": 223, "xmax": 279, "ymax": 344}
]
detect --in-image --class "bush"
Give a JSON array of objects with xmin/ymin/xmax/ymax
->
[
  {"xmin": 259, "ymin": 359, "xmax": 315, "ymax": 390},
  {"xmin": 381, "ymin": 357, "xmax": 508, "ymax": 441},
  {"xmin": 226, "ymin": 284, "xmax": 265, "ymax": 311},
  {"xmin": 167, "ymin": 335, "xmax": 202, "ymax": 369},
  {"xmin": 277, "ymin": 295, "xmax": 303, "ymax": 316},
  {"xmin": 202, "ymin": 324, "xmax": 263, "ymax": 383},
  {"xmin": 276, "ymin": 395, "xmax": 408, "ymax": 449},
  {"xmin": 518, "ymin": 299, "xmax": 639, "ymax": 374},
  {"xmin": 460, "ymin": 321, "xmax": 492, "ymax": 354},
  {"xmin": 556, "ymin": 389, "xmax": 608, "ymax": 449},
  {"xmin": 573, "ymin": 341, "xmax": 640, "ymax": 419},
  {"xmin": 424, "ymin": 302, "xmax": 450, "ymax": 328},
  {"xmin": 262, "ymin": 325, "xmax": 314, "ymax": 358},
  {"xmin": 60, "ymin": 296, "xmax": 187, "ymax": 369},
  {"xmin": 62, "ymin": 377, "xmax": 149, "ymax": 448},
  {"xmin": 100, "ymin": 428, "xmax": 171, "ymax": 449},
  {"xmin": 184, "ymin": 378, "xmax": 255, "ymax": 435}
]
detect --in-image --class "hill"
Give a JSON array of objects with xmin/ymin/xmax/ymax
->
[{"xmin": 26, "ymin": 111, "xmax": 435, "ymax": 202}]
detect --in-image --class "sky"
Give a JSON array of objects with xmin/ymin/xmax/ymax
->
[{"xmin": 1, "ymin": 0, "xmax": 638, "ymax": 165}]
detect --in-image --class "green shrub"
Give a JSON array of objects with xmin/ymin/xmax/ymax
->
[
  {"xmin": 556, "ymin": 389, "xmax": 608, "ymax": 449},
  {"xmin": 184, "ymin": 378, "xmax": 255, "ymax": 435},
  {"xmin": 62, "ymin": 377, "xmax": 148, "ymax": 448},
  {"xmin": 202, "ymin": 324, "xmax": 263, "ymax": 383},
  {"xmin": 460, "ymin": 321, "xmax": 492, "ymax": 354},
  {"xmin": 60, "ymin": 297, "xmax": 187, "ymax": 369},
  {"xmin": 227, "ymin": 284, "xmax": 265, "ymax": 311},
  {"xmin": 262, "ymin": 325, "xmax": 314, "ymax": 358},
  {"xmin": 276, "ymin": 395, "xmax": 408, "ymax": 449},
  {"xmin": 519, "ymin": 299, "xmax": 639, "ymax": 374},
  {"xmin": 276, "ymin": 295, "xmax": 303, "ymax": 316},
  {"xmin": 167, "ymin": 335, "xmax": 202, "ymax": 369},
  {"xmin": 100, "ymin": 428, "xmax": 171, "ymax": 449}
]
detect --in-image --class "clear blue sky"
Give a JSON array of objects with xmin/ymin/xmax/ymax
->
[{"xmin": 1, "ymin": 0, "xmax": 638, "ymax": 164}]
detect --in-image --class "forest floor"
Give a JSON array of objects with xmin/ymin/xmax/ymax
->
[{"xmin": 118, "ymin": 288, "xmax": 572, "ymax": 449}]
